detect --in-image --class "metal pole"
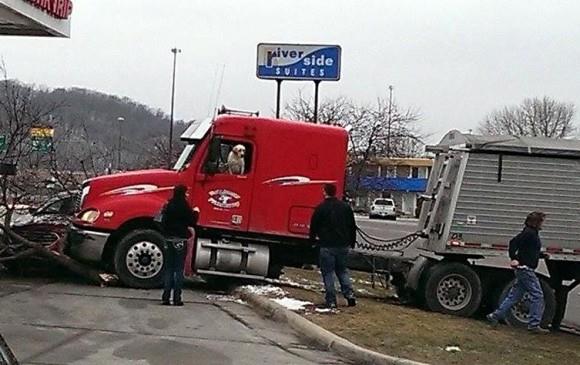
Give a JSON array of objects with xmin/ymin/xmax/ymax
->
[
  {"xmin": 275, "ymin": 80, "xmax": 282, "ymax": 119},
  {"xmin": 387, "ymin": 85, "xmax": 393, "ymax": 157},
  {"xmin": 313, "ymin": 80, "xmax": 321, "ymax": 123},
  {"xmin": 117, "ymin": 117, "xmax": 124, "ymax": 170},
  {"xmin": 117, "ymin": 124, "xmax": 121, "ymax": 170},
  {"xmin": 169, "ymin": 48, "xmax": 181, "ymax": 168}
]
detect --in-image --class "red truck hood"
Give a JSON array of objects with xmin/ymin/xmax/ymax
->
[{"xmin": 83, "ymin": 169, "xmax": 181, "ymax": 207}]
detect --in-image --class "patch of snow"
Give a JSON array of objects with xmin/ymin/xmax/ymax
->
[
  {"xmin": 356, "ymin": 279, "xmax": 374, "ymax": 285},
  {"xmin": 314, "ymin": 308, "xmax": 334, "ymax": 313},
  {"xmin": 445, "ymin": 346, "xmax": 461, "ymax": 353},
  {"xmin": 206, "ymin": 295, "xmax": 247, "ymax": 305},
  {"xmin": 356, "ymin": 288, "xmax": 373, "ymax": 295},
  {"xmin": 241, "ymin": 285, "xmax": 286, "ymax": 297},
  {"xmin": 271, "ymin": 297, "xmax": 312, "ymax": 311},
  {"xmin": 206, "ymin": 294, "xmax": 237, "ymax": 302}
]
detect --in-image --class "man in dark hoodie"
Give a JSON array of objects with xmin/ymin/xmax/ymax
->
[
  {"xmin": 309, "ymin": 184, "xmax": 357, "ymax": 309},
  {"xmin": 160, "ymin": 185, "xmax": 199, "ymax": 306},
  {"xmin": 487, "ymin": 211, "xmax": 548, "ymax": 333}
]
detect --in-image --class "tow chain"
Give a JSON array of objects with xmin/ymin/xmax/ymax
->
[{"xmin": 355, "ymin": 226, "xmax": 423, "ymax": 252}]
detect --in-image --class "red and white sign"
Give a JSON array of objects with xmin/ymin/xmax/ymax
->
[{"xmin": 23, "ymin": 0, "xmax": 73, "ymax": 20}]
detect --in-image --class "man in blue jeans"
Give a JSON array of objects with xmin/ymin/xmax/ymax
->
[
  {"xmin": 487, "ymin": 211, "xmax": 548, "ymax": 333},
  {"xmin": 309, "ymin": 184, "xmax": 357, "ymax": 309}
]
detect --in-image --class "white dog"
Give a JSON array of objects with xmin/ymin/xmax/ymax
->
[{"xmin": 227, "ymin": 144, "xmax": 246, "ymax": 174}]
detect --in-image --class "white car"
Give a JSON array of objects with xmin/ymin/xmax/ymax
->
[{"xmin": 369, "ymin": 198, "xmax": 397, "ymax": 220}]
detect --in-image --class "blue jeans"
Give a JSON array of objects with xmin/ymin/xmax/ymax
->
[
  {"xmin": 319, "ymin": 247, "xmax": 354, "ymax": 306},
  {"xmin": 162, "ymin": 239, "xmax": 186, "ymax": 303},
  {"xmin": 492, "ymin": 268, "xmax": 545, "ymax": 328}
]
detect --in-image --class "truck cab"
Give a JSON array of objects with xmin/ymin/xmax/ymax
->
[{"xmin": 69, "ymin": 114, "xmax": 349, "ymax": 288}]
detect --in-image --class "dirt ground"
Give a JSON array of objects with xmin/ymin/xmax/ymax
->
[{"xmin": 276, "ymin": 268, "xmax": 580, "ymax": 365}]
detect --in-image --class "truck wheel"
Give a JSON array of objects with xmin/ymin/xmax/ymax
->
[
  {"xmin": 497, "ymin": 278, "xmax": 556, "ymax": 328},
  {"xmin": 424, "ymin": 262, "xmax": 482, "ymax": 317},
  {"xmin": 113, "ymin": 229, "xmax": 165, "ymax": 289}
]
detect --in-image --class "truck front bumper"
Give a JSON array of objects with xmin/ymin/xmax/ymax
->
[{"xmin": 67, "ymin": 226, "xmax": 110, "ymax": 263}]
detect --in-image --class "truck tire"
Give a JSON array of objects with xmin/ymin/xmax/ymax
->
[
  {"xmin": 497, "ymin": 278, "xmax": 556, "ymax": 328},
  {"xmin": 424, "ymin": 262, "xmax": 482, "ymax": 317},
  {"xmin": 113, "ymin": 229, "xmax": 166, "ymax": 289}
]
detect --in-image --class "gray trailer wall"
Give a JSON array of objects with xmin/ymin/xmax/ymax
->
[{"xmin": 448, "ymin": 152, "xmax": 580, "ymax": 260}]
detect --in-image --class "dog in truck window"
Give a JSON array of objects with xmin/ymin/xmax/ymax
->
[{"xmin": 227, "ymin": 144, "xmax": 246, "ymax": 175}]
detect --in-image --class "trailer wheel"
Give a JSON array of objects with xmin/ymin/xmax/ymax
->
[
  {"xmin": 497, "ymin": 278, "xmax": 556, "ymax": 328},
  {"xmin": 424, "ymin": 262, "xmax": 482, "ymax": 317},
  {"xmin": 113, "ymin": 229, "xmax": 165, "ymax": 289}
]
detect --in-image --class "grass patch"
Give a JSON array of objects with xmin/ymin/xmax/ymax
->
[{"xmin": 278, "ymin": 268, "xmax": 579, "ymax": 365}]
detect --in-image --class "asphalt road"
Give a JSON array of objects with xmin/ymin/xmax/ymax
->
[
  {"xmin": 355, "ymin": 216, "xmax": 580, "ymax": 328},
  {"xmin": 0, "ymin": 278, "xmax": 346, "ymax": 365}
]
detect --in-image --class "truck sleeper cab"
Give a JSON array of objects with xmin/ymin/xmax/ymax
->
[{"xmin": 69, "ymin": 114, "xmax": 349, "ymax": 288}]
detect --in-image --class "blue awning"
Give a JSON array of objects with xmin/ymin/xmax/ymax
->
[{"xmin": 348, "ymin": 177, "xmax": 428, "ymax": 192}]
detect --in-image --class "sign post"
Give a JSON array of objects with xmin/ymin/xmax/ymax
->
[{"xmin": 256, "ymin": 43, "xmax": 341, "ymax": 123}]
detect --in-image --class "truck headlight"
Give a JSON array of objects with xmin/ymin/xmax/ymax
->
[{"xmin": 79, "ymin": 209, "xmax": 100, "ymax": 224}]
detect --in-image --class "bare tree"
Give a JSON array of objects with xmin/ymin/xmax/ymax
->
[
  {"xmin": 479, "ymin": 96, "xmax": 576, "ymax": 138},
  {"xmin": 0, "ymin": 64, "xmax": 65, "ymax": 225},
  {"xmin": 284, "ymin": 93, "xmax": 424, "ymax": 198},
  {"xmin": 348, "ymin": 98, "xmax": 423, "ymax": 197},
  {"xmin": 284, "ymin": 91, "xmax": 355, "ymax": 125}
]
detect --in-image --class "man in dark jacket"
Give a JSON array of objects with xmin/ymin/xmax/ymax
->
[
  {"xmin": 160, "ymin": 185, "xmax": 199, "ymax": 306},
  {"xmin": 487, "ymin": 211, "xmax": 547, "ymax": 333},
  {"xmin": 309, "ymin": 184, "xmax": 357, "ymax": 308}
]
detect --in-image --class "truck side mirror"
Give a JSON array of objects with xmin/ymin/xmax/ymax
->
[{"xmin": 206, "ymin": 137, "xmax": 222, "ymax": 174}]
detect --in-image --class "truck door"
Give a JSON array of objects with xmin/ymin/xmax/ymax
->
[{"xmin": 193, "ymin": 136, "xmax": 255, "ymax": 232}]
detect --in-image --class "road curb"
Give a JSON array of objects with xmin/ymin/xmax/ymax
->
[{"xmin": 238, "ymin": 289, "xmax": 429, "ymax": 365}]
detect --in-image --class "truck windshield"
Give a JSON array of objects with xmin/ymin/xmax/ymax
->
[{"xmin": 173, "ymin": 144, "xmax": 196, "ymax": 171}]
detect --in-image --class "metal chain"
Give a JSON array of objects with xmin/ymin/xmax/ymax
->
[{"xmin": 355, "ymin": 226, "xmax": 421, "ymax": 252}]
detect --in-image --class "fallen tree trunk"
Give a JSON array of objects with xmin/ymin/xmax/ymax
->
[{"xmin": 0, "ymin": 224, "xmax": 116, "ymax": 287}]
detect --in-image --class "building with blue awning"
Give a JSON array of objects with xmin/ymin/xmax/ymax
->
[{"xmin": 347, "ymin": 157, "xmax": 433, "ymax": 216}]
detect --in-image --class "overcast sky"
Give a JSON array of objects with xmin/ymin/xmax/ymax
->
[{"xmin": 2, "ymin": 0, "xmax": 580, "ymax": 142}]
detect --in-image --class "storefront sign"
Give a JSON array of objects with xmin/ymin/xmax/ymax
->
[
  {"xmin": 23, "ymin": 0, "xmax": 73, "ymax": 20},
  {"xmin": 256, "ymin": 43, "xmax": 341, "ymax": 81}
]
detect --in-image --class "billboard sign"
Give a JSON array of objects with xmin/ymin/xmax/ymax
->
[{"xmin": 256, "ymin": 43, "xmax": 341, "ymax": 81}]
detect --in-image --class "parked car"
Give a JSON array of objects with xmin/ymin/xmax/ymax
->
[
  {"xmin": 369, "ymin": 198, "xmax": 397, "ymax": 220},
  {"xmin": 11, "ymin": 191, "xmax": 79, "ymax": 247}
]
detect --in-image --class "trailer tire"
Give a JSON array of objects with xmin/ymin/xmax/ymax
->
[
  {"xmin": 113, "ymin": 229, "xmax": 166, "ymax": 289},
  {"xmin": 424, "ymin": 262, "xmax": 482, "ymax": 317},
  {"xmin": 498, "ymin": 278, "xmax": 556, "ymax": 328}
]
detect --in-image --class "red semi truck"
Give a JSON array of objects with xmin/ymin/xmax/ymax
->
[{"xmin": 69, "ymin": 113, "xmax": 348, "ymax": 288}]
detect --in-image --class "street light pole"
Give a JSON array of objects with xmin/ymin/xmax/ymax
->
[
  {"xmin": 117, "ymin": 117, "xmax": 125, "ymax": 170},
  {"xmin": 387, "ymin": 85, "xmax": 393, "ymax": 157},
  {"xmin": 169, "ymin": 47, "xmax": 182, "ymax": 168}
]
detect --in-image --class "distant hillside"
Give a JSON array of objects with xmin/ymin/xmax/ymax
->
[{"xmin": 40, "ymin": 87, "xmax": 189, "ymax": 171}]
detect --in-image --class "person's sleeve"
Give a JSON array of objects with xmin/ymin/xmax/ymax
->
[
  {"xmin": 309, "ymin": 207, "xmax": 321, "ymax": 244},
  {"xmin": 509, "ymin": 231, "xmax": 525, "ymax": 260}
]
